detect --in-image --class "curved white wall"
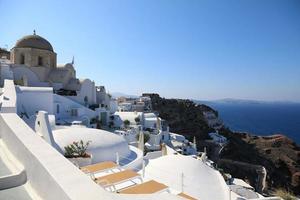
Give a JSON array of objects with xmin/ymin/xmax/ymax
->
[{"xmin": 52, "ymin": 128, "xmax": 131, "ymax": 164}]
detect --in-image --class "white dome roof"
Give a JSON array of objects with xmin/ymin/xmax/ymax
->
[
  {"xmin": 53, "ymin": 127, "xmax": 130, "ymax": 164},
  {"xmin": 144, "ymin": 154, "xmax": 229, "ymax": 200}
]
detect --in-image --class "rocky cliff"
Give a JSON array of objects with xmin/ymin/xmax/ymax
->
[
  {"xmin": 145, "ymin": 93, "xmax": 300, "ymax": 195},
  {"xmin": 219, "ymin": 129, "xmax": 300, "ymax": 195},
  {"xmin": 145, "ymin": 93, "xmax": 215, "ymax": 140}
]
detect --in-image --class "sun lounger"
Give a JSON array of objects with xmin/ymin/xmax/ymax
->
[
  {"xmin": 119, "ymin": 180, "xmax": 168, "ymax": 194},
  {"xmin": 80, "ymin": 161, "xmax": 119, "ymax": 174},
  {"xmin": 95, "ymin": 169, "xmax": 142, "ymax": 191},
  {"xmin": 177, "ymin": 192, "xmax": 197, "ymax": 200}
]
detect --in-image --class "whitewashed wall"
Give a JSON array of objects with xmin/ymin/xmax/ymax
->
[
  {"xmin": 67, "ymin": 79, "xmax": 96, "ymax": 105},
  {"xmin": 0, "ymin": 62, "xmax": 14, "ymax": 86},
  {"xmin": 110, "ymin": 100, "xmax": 118, "ymax": 113},
  {"xmin": 16, "ymin": 86, "xmax": 54, "ymax": 116},
  {"xmin": 54, "ymin": 94, "xmax": 97, "ymax": 120},
  {"xmin": 144, "ymin": 118, "xmax": 158, "ymax": 129},
  {"xmin": 1, "ymin": 79, "xmax": 17, "ymax": 113}
]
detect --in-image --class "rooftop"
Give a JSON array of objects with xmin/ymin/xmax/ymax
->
[{"xmin": 14, "ymin": 34, "xmax": 54, "ymax": 52}]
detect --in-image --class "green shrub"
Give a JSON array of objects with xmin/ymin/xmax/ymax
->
[
  {"xmin": 134, "ymin": 117, "xmax": 140, "ymax": 124},
  {"xmin": 64, "ymin": 140, "xmax": 91, "ymax": 158},
  {"xmin": 124, "ymin": 120, "xmax": 130, "ymax": 127},
  {"xmin": 136, "ymin": 132, "xmax": 150, "ymax": 144}
]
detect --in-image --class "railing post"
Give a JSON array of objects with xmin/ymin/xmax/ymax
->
[
  {"xmin": 142, "ymin": 160, "xmax": 145, "ymax": 178},
  {"xmin": 116, "ymin": 152, "xmax": 119, "ymax": 165},
  {"xmin": 181, "ymin": 172, "xmax": 184, "ymax": 192}
]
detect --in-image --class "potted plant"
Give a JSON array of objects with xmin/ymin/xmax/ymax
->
[
  {"xmin": 134, "ymin": 117, "xmax": 140, "ymax": 125},
  {"xmin": 123, "ymin": 119, "xmax": 130, "ymax": 129},
  {"xmin": 64, "ymin": 140, "xmax": 92, "ymax": 167}
]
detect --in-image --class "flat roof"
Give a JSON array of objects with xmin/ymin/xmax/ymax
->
[{"xmin": 17, "ymin": 86, "xmax": 53, "ymax": 92}]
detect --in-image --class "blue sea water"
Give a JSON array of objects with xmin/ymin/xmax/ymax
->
[{"xmin": 201, "ymin": 101, "xmax": 300, "ymax": 144}]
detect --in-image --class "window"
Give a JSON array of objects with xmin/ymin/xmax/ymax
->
[
  {"xmin": 71, "ymin": 109, "xmax": 78, "ymax": 117},
  {"xmin": 38, "ymin": 56, "xmax": 43, "ymax": 66},
  {"xmin": 56, "ymin": 104, "xmax": 60, "ymax": 114},
  {"xmin": 84, "ymin": 96, "xmax": 88, "ymax": 103},
  {"xmin": 20, "ymin": 54, "xmax": 25, "ymax": 64}
]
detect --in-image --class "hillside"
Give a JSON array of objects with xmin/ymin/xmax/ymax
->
[
  {"xmin": 146, "ymin": 93, "xmax": 215, "ymax": 140},
  {"xmin": 219, "ymin": 129, "xmax": 300, "ymax": 195},
  {"xmin": 146, "ymin": 93, "xmax": 300, "ymax": 195}
]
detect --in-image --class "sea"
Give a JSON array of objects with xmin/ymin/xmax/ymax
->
[{"xmin": 197, "ymin": 100, "xmax": 300, "ymax": 144}]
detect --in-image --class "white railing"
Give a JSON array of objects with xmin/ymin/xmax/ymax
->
[
  {"xmin": 117, "ymin": 146, "xmax": 144, "ymax": 171},
  {"xmin": 0, "ymin": 169, "xmax": 27, "ymax": 190}
]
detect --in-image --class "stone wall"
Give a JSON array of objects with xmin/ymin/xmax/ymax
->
[{"xmin": 11, "ymin": 47, "xmax": 56, "ymax": 68}]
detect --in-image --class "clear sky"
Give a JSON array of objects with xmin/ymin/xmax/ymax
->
[{"xmin": 1, "ymin": 0, "xmax": 300, "ymax": 101}]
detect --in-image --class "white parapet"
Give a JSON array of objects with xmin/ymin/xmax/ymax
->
[
  {"xmin": 35, "ymin": 111, "xmax": 62, "ymax": 153},
  {"xmin": 1, "ymin": 79, "xmax": 17, "ymax": 113}
]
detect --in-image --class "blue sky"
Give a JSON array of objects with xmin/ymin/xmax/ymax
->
[{"xmin": 1, "ymin": 0, "xmax": 300, "ymax": 101}]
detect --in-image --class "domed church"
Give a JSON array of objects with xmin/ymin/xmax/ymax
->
[
  {"xmin": 11, "ymin": 31, "xmax": 56, "ymax": 68},
  {"xmin": 2, "ymin": 31, "xmax": 110, "ymax": 107}
]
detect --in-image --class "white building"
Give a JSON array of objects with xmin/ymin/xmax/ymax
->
[
  {"xmin": 209, "ymin": 132, "xmax": 228, "ymax": 144},
  {"xmin": 1, "ymin": 32, "xmax": 111, "ymax": 108},
  {"xmin": 0, "ymin": 34, "xmax": 282, "ymax": 200}
]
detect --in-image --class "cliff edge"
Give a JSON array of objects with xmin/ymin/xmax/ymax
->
[{"xmin": 145, "ymin": 93, "xmax": 300, "ymax": 195}]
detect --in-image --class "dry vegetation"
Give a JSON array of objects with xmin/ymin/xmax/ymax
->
[{"xmin": 274, "ymin": 188, "xmax": 297, "ymax": 200}]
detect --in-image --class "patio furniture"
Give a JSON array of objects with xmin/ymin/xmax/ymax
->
[
  {"xmin": 95, "ymin": 169, "xmax": 142, "ymax": 192},
  {"xmin": 80, "ymin": 161, "xmax": 120, "ymax": 174},
  {"xmin": 119, "ymin": 180, "xmax": 168, "ymax": 194},
  {"xmin": 177, "ymin": 192, "xmax": 197, "ymax": 200}
]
